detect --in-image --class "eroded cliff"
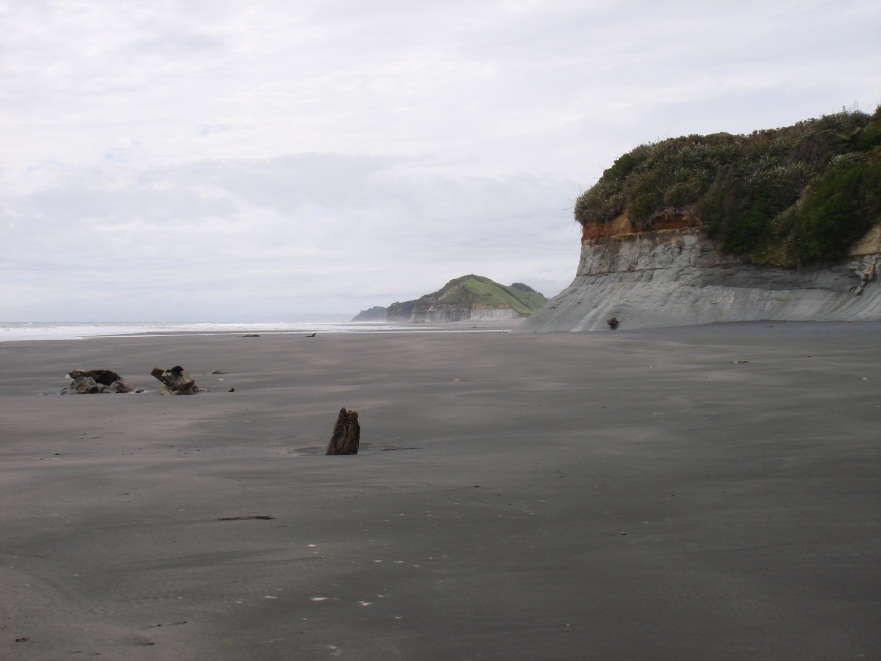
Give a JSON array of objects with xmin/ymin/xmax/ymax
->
[{"xmin": 518, "ymin": 220, "xmax": 880, "ymax": 332}]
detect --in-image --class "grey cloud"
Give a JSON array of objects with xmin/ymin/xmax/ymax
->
[
  {"xmin": 1, "ymin": 0, "xmax": 879, "ymax": 320},
  {"xmin": 1, "ymin": 154, "xmax": 580, "ymax": 319}
]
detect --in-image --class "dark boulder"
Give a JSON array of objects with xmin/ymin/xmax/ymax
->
[
  {"xmin": 150, "ymin": 365, "xmax": 200, "ymax": 395},
  {"xmin": 61, "ymin": 369, "xmax": 138, "ymax": 394}
]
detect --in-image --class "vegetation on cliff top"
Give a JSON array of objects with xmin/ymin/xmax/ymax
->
[{"xmin": 574, "ymin": 106, "xmax": 881, "ymax": 266}]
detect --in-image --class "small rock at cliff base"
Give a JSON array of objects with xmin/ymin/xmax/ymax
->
[
  {"xmin": 325, "ymin": 407, "xmax": 361, "ymax": 455},
  {"xmin": 151, "ymin": 366, "xmax": 200, "ymax": 396},
  {"xmin": 61, "ymin": 369, "xmax": 138, "ymax": 394}
]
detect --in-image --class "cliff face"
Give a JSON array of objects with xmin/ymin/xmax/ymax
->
[
  {"xmin": 518, "ymin": 225, "xmax": 881, "ymax": 333},
  {"xmin": 534, "ymin": 108, "xmax": 881, "ymax": 332}
]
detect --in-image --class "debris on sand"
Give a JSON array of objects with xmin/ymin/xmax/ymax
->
[
  {"xmin": 150, "ymin": 366, "xmax": 200, "ymax": 395},
  {"xmin": 61, "ymin": 369, "xmax": 140, "ymax": 395},
  {"xmin": 326, "ymin": 407, "xmax": 360, "ymax": 455}
]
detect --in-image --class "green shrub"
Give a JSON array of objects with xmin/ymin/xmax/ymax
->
[
  {"xmin": 787, "ymin": 150, "xmax": 881, "ymax": 263},
  {"xmin": 574, "ymin": 108, "xmax": 881, "ymax": 265}
]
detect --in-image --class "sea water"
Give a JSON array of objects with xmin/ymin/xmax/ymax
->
[{"xmin": 0, "ymin": 321, "xmax": 413, "ymax": 342}]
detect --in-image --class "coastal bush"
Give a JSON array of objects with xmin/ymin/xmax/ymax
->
[
  {"xmin": 785, "ymin": 151, "xmax": 881, "ymax": 263},
  {"xmin": 575, "ymin": 107, "xmax": 881, "ymax": 265}
]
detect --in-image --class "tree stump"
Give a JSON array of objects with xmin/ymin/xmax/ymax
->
[{"xmin": 325, "ymin": 407, "xmax": 360, "ymax": 455}]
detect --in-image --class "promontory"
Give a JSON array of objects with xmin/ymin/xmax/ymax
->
[
  {"xmin": 519, "ymin": 107, "xmax": 881, "ymax": 332},
  {"xmin": 353, "ymin": 275, "xmax": 547, "ymax": 323}
]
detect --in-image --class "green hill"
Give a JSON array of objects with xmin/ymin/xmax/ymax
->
[
  {"xmin": 574, "ymin": 106, "xmax": 881, "ymax": 266},
  {"xmin": 386, "ymin": 275, "xmax": 547, "ymax": 322}
]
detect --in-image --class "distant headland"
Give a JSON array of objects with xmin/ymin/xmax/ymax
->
[{"xmin": 353, "ymin": 275, "xmax": 547, "ymax": 323}]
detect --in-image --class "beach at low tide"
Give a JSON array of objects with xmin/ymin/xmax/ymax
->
[{"xmin": 1, "ymin": 321, "xmax": 879, "ymax": 660}]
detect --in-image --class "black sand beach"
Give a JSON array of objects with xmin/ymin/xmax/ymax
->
[{"xmin": 1, "ymin": 322, "xmax": 879, "ymax": 660}]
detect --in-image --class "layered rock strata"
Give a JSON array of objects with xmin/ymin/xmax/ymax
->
[{"xmin": 518, "ymin": 225, "xmax": 881, "ymax": 333}]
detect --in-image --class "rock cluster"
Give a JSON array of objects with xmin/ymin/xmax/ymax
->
[
  {"xmin": 150, "ymin": 366, "xmax": 200, "ymax": 396},
  {"xmin": 61, "ymin": 369, "xmax": 139, "ymax": 395}
]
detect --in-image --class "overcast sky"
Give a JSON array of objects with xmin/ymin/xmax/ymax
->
[{"xmin": 2, "ymin": 1, "xmax": 879, "ymax": 321}]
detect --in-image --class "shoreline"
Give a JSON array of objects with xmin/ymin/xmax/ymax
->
[
  {"xmin": 1, "ymin": 322, "xmax": 879, "ymax": 659},
  {"xmin": 0, "ymin": 318, "xmax": 526, "ymax": 343}
]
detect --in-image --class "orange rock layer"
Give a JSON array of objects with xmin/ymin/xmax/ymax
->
[{"xmin": 581, "ymin": 211, "xmax": 700, "ymax": 241}]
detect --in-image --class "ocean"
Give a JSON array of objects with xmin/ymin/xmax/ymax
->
[{"xmin": 0, "ymin": 321, "xmax": 411, "ymax": 342}]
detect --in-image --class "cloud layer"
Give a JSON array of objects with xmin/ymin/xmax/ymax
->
[{"xmin": 2, "ymin": 1, "xmax": 879, "ymax": 320}]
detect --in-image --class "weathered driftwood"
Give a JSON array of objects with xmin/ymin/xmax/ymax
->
[
  {"xmin": 61, "ymin": 369, "xmax": 137, "ymax": 394},
  {"xmin": 150, "ymin": 366, "xmax": 199, "ymax": 396},
  {"xmin": 325, "ymin": 407, "xmax": 360, "ymax": 455}
]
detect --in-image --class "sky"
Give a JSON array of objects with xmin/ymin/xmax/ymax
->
[{"xmin": 1, "ymin": 1, "xmax": 879, "ymax": 321}]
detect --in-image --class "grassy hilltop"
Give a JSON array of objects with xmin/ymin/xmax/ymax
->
[
  {"xmin": 389, "ymin": 275, "xmax": 547, "ymax": 318},
  {"xmin": 575, "ymin": 106, "xmax": 881, "ymax": 266}
]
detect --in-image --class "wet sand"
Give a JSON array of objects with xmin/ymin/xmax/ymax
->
[{"xmin": 1, "ymin": 322, "xmax": 879, "ymax": 660}]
